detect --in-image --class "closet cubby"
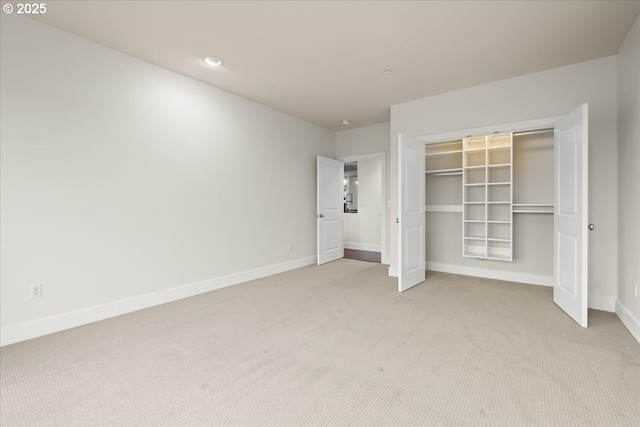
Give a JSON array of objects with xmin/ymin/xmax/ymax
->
[
  {"xmin": 488, "ymin": 167, "xmax": 510, "ymax": 184},
  {"xmin": 488, "ymin": 185, "xmax": 510, "ymax": 202},
  {"xmin": 464, "ymin": 204, "xmax": 485, "ymax": 222}
]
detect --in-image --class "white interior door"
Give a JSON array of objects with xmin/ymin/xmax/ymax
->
[
  {"xmin": 554, "ymin": 104, "xmax": 589, "ymax": 327},
  {"xmin": 317, "ymin": 156, "xmax": 344, "ymax": 265},
  {"xmin": 398, "ymin": 134, "xmax": 425, "ymax": 292}
]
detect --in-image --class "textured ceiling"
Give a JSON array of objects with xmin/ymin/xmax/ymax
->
[{"xmin": 29, "ymin": 1, "xmax": 640, "ymax": 131}]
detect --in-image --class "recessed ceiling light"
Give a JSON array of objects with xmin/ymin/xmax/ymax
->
[
  {"xmin": 383, "ymin": 69, "xmax": 392, "ymax": 75},
  {"xmin": 203, "ymin": 57, "xmax": 223, "ymax": 67},
  {"xmin": 342, "ymin": 120, "xmax": 351, "ymax": 126}
]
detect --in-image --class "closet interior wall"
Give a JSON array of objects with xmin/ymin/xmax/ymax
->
[{"xmin": 424, "ymin": 130, "xmax": 554, "ymax": 281}]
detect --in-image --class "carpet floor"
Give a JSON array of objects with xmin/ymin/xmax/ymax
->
[{"xmin": 1, "ymin": 259, "xmax": 639, "ymax": 426}]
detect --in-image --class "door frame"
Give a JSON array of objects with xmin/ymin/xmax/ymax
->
[{"xmin": 338, "ymin": 152, "xmax": 387, "ymax": 264}]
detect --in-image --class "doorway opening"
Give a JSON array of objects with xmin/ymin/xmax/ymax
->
[
  {"xmin": 339, "ymin": 153, "xmax": 386, "ymax": 265},
  {"xmin": 344, "ymin": 248, "xmax": 382, "ymax": 263}
]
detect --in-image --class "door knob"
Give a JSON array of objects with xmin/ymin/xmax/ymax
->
[
  {"xmin": 395, "ymin": 218, "xmax": 399, "ymax": 224},
  {"xmin": 588, "ymin": 223, "xmax": 595, "ymax": 231},
  {"xmin": 317, "ymin": 214, "xmax": 324, "ymax": 218}
]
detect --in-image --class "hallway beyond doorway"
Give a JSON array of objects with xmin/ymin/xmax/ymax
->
[{"xmin": 344, "ymin": 249, "xmax": 381, "ymax": 263}]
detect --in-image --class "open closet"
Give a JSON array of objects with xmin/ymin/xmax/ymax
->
[
  {"xmin": 398, "ymin": 104, "xmax": 589, "ymax": 327},
  {"xmin": 424, "ymin": 129, "xmax": 553, "ymax": 269}
]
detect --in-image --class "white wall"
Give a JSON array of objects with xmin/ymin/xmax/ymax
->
[
  {"xmin": 390, "ymin": 56, "xmax": 619, "ymax": 308},
  {"xmin": 616, "ymin": 15, "xmax": 640, "ymax": 338},
  {"xmin": 0, "ymin": 15, "xmax": 335, "ymax": 343},
  {"xmin": 337, "ymin": 122, "xmax": 390, "ymax": 262},
  {"xmin": 343, "ymin": 157, "xmax": 382, "ymax": 251},
  {"xmin": 336, "ymin": 123, "xmax": 390, "ymax": 158}
]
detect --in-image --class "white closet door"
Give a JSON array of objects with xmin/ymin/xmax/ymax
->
[
  {"xmin": 317, "ymin": 156, "xmax": 344, "ymax": 265},
  {"xmin": 554, "ymin": 104, "xmax": 589, "ymax": 327},
  {"xmin": 398, "ymin": 134, "xmax": 425, "ymax": 292}
]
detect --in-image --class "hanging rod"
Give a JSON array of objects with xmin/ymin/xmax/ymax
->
[{"xmin": 513, "ymin": 128, "xmax": 554, "ymax": 137}]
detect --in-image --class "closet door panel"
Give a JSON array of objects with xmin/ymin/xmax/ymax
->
[
  {"xmin": 553, "ymin": 104, "xmax": 588, "ymax": 328},
  {"xmin": 398, "ymin": 134, "xmax": 425, "ymax": 292}
]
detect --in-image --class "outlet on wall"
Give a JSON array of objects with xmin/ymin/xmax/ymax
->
[
  {"xmin": 287, "ymin": 244, "xmax": 293, "ymax": 252},
  {"xmin": 635, "ymin": 283, "xmax": 638, "ymax": 298},
  {"xmin": 29, "ymin": 283, "xmax": 42, "ymax": 299}
]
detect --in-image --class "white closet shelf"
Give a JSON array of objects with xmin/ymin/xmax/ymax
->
[
  {"xmin": 488, "ymin": 163, "xmax": 511, "ymax": 168},
  {"xmin": 464, "ymin": 202, "xmax": 485, "ymax": 205},
  {"xmin": 464, "ymin": 251, "xmax": 487, "ymax": 258},
  {"xmin": 487, "ymin": 201, "xmax": 510, "ymax": 204},
  {"xmin": 488, "ymin": 145, "xmax": 510, "ymax": 151},
  {"xmin": 425, "ymin": 168, "xmax": 463, "ymax": 176},
  {"xmin": 464, "ymin": 220, "xmax": 485, "ymax": 223},
  {"xmin": 425, "ymin": 149, "xmax": 462, "ymax": 157},
  {"xmin": 488, "ymin": 182, "xmax": 510, "ymax": 186},
  {"xmin": 464, "ymin": 237, "xmax": 485, "ymax": 241},
  {"xmin": 464, "ymin": 183, "xmax": 486, "ymax": 187},
  {"xmin": 512, "ymin": 203, "xmax": 554, "ymax": 214},
  {"xmin": 487, "ymin": 254, "xmax": 511, "ymax": 261},
  {"xmin": 488, "ymin": 220, "xmax": 510, "ymax": 224},
  {"xmin": 464, "ymin": 165, "xmax": 486, "ymax": 170},
  {"xmin": 513, "ymin": 210, "xmax": 553, "ymax": 214},
  {"xmin": 488, "ymin": 238, "xmax": 510, "ymax": 242},
  {"xmin": 425, "ymin": 205, "xmax": 463, "ymax": 213}
]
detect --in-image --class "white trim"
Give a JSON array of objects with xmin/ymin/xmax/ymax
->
[
  {"xmin": 588, "ymin": 295, "xmax": 616, "ymax": 312},
  {"xmin": 388, "ymin": 266, "xmax": 398, "ymax": 277},
  {"xmin": 344, "ymin": 242, "xmax": 381, "ymax": 252},
  {"xmin": 0, "ymin": 256, "xmax": 316, "ymax": 347},
  {"xmin": 615, "ymin": 301, "xmax": 640, "ymax": 345},
  {"xmin": 419, "ymin": 116, "xmax": 561, "ymax": 145},
  {"xmin": 425, "ymin": 261, "xmax": 553, "ymax": 287},
  {"xmin": 338, "ymin": 152, "xmax": 387, "ymax": 266}
]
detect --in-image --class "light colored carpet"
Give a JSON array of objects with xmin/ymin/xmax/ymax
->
[{"xmin": 1, "ymin": 259, "xmax": 639, "ymax": 426}]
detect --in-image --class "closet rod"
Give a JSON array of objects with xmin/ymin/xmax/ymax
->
[{"xmin": 513, "ymin": 128, "xmax": 553, "ymax": 137}]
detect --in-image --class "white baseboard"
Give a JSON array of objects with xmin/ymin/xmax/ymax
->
[
  {"xmin": 615, "ymin": 300, "xmax": 640, "ymax": 345},
  {"xmin": 0, "ymin": 256, "xmax": 316, "ymax": 347},
  {"xmin": 588, "ymin": 295, "xmax": 616, "ymax": 312},
  {"xmin": 425, "ymin": 262, "xmax": 554, "ymax": 287},
  {"xmin": 344, "ymin": 242, "xmax": 381, "ymax": 252}
]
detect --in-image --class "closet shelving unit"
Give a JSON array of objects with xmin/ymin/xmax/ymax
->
[
  {"xmin": 512, "ymin": 204, "xmax": 554, "ymax": 214},
  {"xmin": 462, "ymin": 133, "xmax": 513, "ymax": 261},
  {"xmin": 424, "ymin": 129, "xmax": 553, "ymax": 263}
]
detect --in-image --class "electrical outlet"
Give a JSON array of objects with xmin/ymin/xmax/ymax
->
[
  {"xmin": 635, "ymin": 283, "xmax": 638, "ymax": 298},
  {"xmin": 29, "ymin": 283, "xmax": 42, "ymax": 299},
  {"xmin": 288, "ymin": 244, "xmax": 293, "ymax": 252}
]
